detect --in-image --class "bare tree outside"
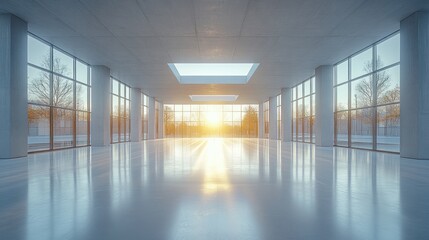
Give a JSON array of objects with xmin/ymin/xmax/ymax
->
[
  {"xmin": 379, "ymin": 86, "xmax": 400, "ymax": 136},
  {"xmin": 28, "ymin": 56, "xmax": 80, "ymax": 109},
  {"xmin": 353, "ymin": 58, "xmax": 400, "ymax": 144},
  {"xmin": 28, "ymin": 55, "xmax": 85, "ymax": 126},
  {"xmin": 354, "ymin": 58, "xmax": 394, "ymax": 108},
  {"xmin": 241, "ymin": 105, "xmax": 258, "ymax": 136},
  {"xmin": 164, "ymin": 106, "xmax": 175, "ymax": 136}
]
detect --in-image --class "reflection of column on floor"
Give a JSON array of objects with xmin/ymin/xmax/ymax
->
[
  {"xmin": 130, "ymin": 142, "xmax": 143, "ymax": 184},
  {"xmin": 147, "ymin": 142, "xmax": 157, "ymax": 183},
  {"xmin": 258, "ymin": 139, "xmax": 266, "ymax": 179},
  {"xmin": 315, "ymin": 146, "xmax": 333, "ymax": 235},
  {"xmin": 157, "ymin": 143, "xmax": 164, "ymax": 180},
  {"xmin": 87, "ymin": 147, "xmax": 112, "ymax": 239},
  {"xmin": 400, "ymin": 159, "xmax": 428, "ymax": 237},
  {"xmin": 269, "ymin": 140, "xmax": 278, "ymax": 182},
  {"xmin": 280, "ymin": 142, "xmax": 293, "ymax": 183}
]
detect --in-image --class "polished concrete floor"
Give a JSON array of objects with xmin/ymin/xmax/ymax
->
[{"xmin": 0, "ymin": 138, "xmax": 428, "ymax": 240}]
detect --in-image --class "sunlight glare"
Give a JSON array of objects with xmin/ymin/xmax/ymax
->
[{"xmin": 205, "ymin": 111, "xmax": 221, "ymax": 126}]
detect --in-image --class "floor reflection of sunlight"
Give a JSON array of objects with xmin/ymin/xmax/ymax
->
[
  {"xmin": 169, "ymin": 138, "xmax": 261, "ymax": 240},
  {"xmin": 197, "ymin": 138, "xmax": 231, "ymax": 195}
]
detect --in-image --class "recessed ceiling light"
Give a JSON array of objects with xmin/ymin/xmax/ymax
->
[
  {"xmin": 189, "ymin": 95, "xmax": 239, "ymax": 102},
  {"xmin": 168, "ymin": 63, "xmax": 259, "ymax": 84}
]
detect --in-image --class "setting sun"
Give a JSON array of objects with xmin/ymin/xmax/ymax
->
[{"xmin": 205, "ymin": 111, "xmax": 221, "ymax": 126}]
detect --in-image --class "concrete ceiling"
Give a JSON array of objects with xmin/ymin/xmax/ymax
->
[{"xmin": 1, "ymin": 0, "xmax": 429, "ymax": 103}]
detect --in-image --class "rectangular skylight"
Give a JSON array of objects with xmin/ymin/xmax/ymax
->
[
  {"xmin": 174, "ymin": 63, "xmax": 253, "ymax": 76},
  {"xmin": 168, "ymin": 63, "xmax": 259, "ymax": 84},
  {"xmin": 189, "ymin": 95, "xmax": 239, "ymax": 102}
]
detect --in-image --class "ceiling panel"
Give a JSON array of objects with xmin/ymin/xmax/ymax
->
[
  {"xmin": 35, "ymin": 0, "xmax": 111, "ymax": 37},
  {"xmin": 240, "ymin": 0, "xmax": 296, "ymax": 36},
  {"xmin": 233, "ymin": 37, "xmax": 278, "ymax": 61},
  {"xmin": 89, "ymin": 36, "xmax": 139, "ymax": 63},
  {"xmin": 194, "ymin": 0, "xmax": 249, "ymax": 37},
  {"xmin": 198, "ymin": 37, "xmax": 238, "ymax": 61},
  {"xmin": 118, "ymin": 37, "xmax": 170, "ymax": 63},
  {"xmin": 80, "ymin": 0, "xmax": 155, "ymax": 37},
  {"xmin": 136, "ymin": 0, "xmax": 196, "ymax": 37},
  {"xmin": 160, "ymin": 37, "xmax": 200, "ymax": 62}
]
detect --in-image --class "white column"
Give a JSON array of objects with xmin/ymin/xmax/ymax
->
[
  {"xmin": 281, "ymin": 88, "xmax": 292, "ymax": 142},
  {"xmin": 315, "ymin": 65, "xmax": 334, "ymax": 147},
  {"xmin": 0, "ymin": 14, "xmax": 27, "ymax": 158},
  {"xmin": 130, "ymin": 88, "xmax": 142, "ymax": 142},
  {"xmin": 269, "ymin": 96, "xmax": 277, "ymax": 140},
  {"xmin": 91, "ymin": 65, "xmax": 111, "ymax": 146},
  {"xmin": 400, "ymin": 11, "xmax": 429, "ymax": 159},
  {"xmin": 258, "ymin": 102, "xmax": 264, "ymax": 138},
  {"xmin": 148, "ymin": 97, "xmax": 155, "ymax": 139},
  {"xmin": 158, "ymin": 102, "xmax": 164, "ymax": 138}
]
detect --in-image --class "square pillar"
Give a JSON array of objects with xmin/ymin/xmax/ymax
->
[
  {"xmin": 258, "ymin": 102, "xmax": 264, "ymax": 138},
  {"xmin": 148, "ymin": 97, "xmax": 155, "ymax": 139},
  {"xmin": 158, "ymin": 102, "xmax": 164, "ymax": 138},
  {"xmin": 281, "ymin": 88, "xmax": 292, "ymax": 142},
  {"xmin": 91, "ymin": 66, "xmax": 111, "ymax": 146},
  {"xmin": 0, "ymin": 14, "xmax": 28, "ymax": 158},
  {"xmin": 130, "ymin": 88, "xmax": 142, "ymax": 142},
  {"xmin": 400, "ymin": 11, "xmax": 429, "ymax": 159},
  {"xmin": 269, "ymin": 96, "xmax": 277, "ymax": 140},
  {"xmin": 315, "ymin": 65, "xmax": 334, "ymax": 147}
]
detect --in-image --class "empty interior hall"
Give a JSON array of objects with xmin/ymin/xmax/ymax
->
[{"xmin": 1, "ymin": 0, "xmax": 429, "ymax": 240}]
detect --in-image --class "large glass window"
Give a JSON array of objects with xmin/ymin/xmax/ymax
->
[
  {"xmin": 27, "ymin": 105, "xmax": 50, "ymax": 151},
  {"xmin": 164, "ymin": 104, "xmax": 258, "ymax": 138},
  {"xmin": 27, "ymin": 34, "xmax": 91, "ymax": 152},
  {"xmin": 292, "ymin": 77, "xmax": 315, "ymax": 143},
  {"xmin": 53, "ymin": 108, "xmax": 74, "ymax": 148},
  {"xmin": 111, "ymin": 78, "xmax": 130, "ymax": 143},
  {"xmin": 334, "ymin": 32, "xmax": 400, "ymax": 152}
]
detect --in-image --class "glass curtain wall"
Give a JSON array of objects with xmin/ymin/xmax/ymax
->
[
  {"xmin": 111, "ymin": 78, "xmax": 130, "ymax": 143},
  {"xmin": 334, "ymin": 32, "xmax": 400, "ymax": 152},
  {"xmin": 27, "ymin": 34, "xmax": 91, "ymax": 152},
  {"xmin": 141, "ymin": 94, "xmax": 149, "ymax": 140},
  {"xmin": 276, "ymin": 95, "xmax": 282, "ymax": 140},
  {"xmin": 263, "ymin": 101, "xmax": 269, "ymax": 138},
  {"xmin": 164, "ymin": 104, "xmax": 258, "ymax": 138},
  {"xmin": 292, "ymin": 77, "xmax": 315, "ymax": 143}
]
